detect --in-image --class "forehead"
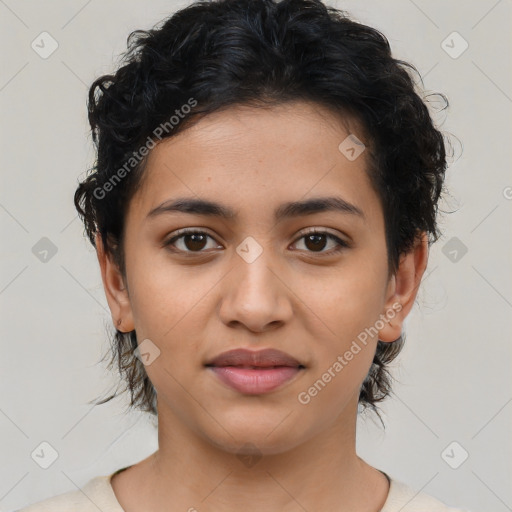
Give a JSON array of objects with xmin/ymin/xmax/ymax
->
[
  {"xmin": 158, "ymin": 100, "xmax": 363, "ymax": 160},
  {"xmin": 127, "ymin": 101, "xmax": 382, "ymax": 227}
]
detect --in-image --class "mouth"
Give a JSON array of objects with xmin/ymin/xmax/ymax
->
[{"xmin": 205, "ymin": 348, "xmax": 306, "ymax": 395}]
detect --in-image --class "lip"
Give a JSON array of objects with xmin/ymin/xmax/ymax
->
[
  {"xmin": 205, "ymin": 348, "xmax": 304, "ymax": 368},
  {"xmin": 205, "ymin": 348, "xmax": 305, "ymax": 395}
]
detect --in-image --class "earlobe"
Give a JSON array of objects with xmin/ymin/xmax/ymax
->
[
  {"xmin": 378, "ymin": 232, "xmax": 429, "ymax": 343},
  {"xmin": 95, "ymin": 233, "xmax": 135, "ymax": 333}
]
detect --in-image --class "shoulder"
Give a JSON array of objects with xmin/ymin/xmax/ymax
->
[
  {"xmin": 14, "ymin": 474, "xmax": 123, "ymax": 512},
  {"xmin": 382, "ymin": 478, "xmax": 473, "ymax": 512}
]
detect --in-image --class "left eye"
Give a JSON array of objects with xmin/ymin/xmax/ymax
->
[
  {"xmin": 292, "ymin": 231, "xmax": 348, "ymax": 254},
  {"xmin": 164, "ymin": 229, "xmax": 349, "ymax": 255}
]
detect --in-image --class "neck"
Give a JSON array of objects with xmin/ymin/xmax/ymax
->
[{"xmin": 112, "ymin": 396, "xmax": 389, "ymax": 512}]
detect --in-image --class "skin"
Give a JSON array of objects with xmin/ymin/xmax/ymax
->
[{"xmin": 96, "ymin": 100, "xmax": 429, "ymax": 512}]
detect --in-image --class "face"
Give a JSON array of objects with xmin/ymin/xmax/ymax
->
[{"xmin": 100, "ymin": 101, "xmax": 419, "ymax": 456}]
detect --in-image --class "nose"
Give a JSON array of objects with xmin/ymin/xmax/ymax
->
[{"xmin": 217, "ymin": 246, "xmax": 294, "ymax": 333}]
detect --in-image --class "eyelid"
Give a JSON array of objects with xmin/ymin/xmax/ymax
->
[
  {"xmin": 294, "ymin": 227, "xmax": 350, "ymax": 242},
  {"xmin": 164, "ymin": 228, "xmax": 220, "ymax": 248},
  {"xmin": 291, "ymin": 228, "xmax": 351, "ymax": 253},
  {"xmin": 166, "ymin": 227, "xmax": 349, "ymax": 242},
  {"xmin": 164, "ymin": 226, "xmax": 351, "ymax": 255}
]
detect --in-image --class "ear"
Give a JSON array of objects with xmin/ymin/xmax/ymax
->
[
  {"xmin": 378, "ymin": 231, "xmax": 429, "ymax": 342},
  {"xmin": 95, "ymin": 232, "xmax": 135, "ymax": 333}
]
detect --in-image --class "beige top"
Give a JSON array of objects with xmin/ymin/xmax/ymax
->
[{"xmin": 17, "ymin": 468, "xmax": 471, "ymax": 512}]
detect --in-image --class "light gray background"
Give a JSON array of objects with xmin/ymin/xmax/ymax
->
[{"xmin": 1, "ymin": 1, "xmax": 511, "ymax": 510}]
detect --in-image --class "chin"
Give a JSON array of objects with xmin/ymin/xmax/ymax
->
[
  {"xmin": 207, "ymin": 431, "xmax": 304, "ymax": 458},
  {"xmin": 199, "ymin": 411, "xmax": 310, "ymax": 457}
]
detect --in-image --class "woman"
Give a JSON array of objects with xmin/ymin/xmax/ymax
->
[{"xmin": 19, "ymin": 0, "xmax": 471, "ymax": 510}]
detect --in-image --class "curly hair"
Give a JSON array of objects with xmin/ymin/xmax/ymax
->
[{"xmin": 74, "ymin": 0, "xmax": 448, "ymax": 423}]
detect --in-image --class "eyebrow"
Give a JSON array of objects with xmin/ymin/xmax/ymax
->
[{"xmin": 146, "ymin": 196, "xmax": 365, "ymax": 222}]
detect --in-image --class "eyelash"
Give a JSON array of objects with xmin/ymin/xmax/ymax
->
[{"xmin": 163, "ymin": 228, "xmax": 350, "ymax": 256}]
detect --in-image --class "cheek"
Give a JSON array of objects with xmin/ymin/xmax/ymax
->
[
  {"xmin": 125, "ymin": 255, "xmax": 205, "ymax": 348},
  {"xmin": 306, "ymin": 262, "xmax": 387, "ymax": 337},
  {"xmin": 126, "ymin": 237, "xmax": 188, "ymax": 311},
  {"xmin": 295, "ymin": 255, "xmax": 388, "ymax": 389},
  {"xmin": 126, "ymin": 262, "xmax": 236, "ymax": 379},
  {"xmin": 296, "ymin": 292, "xmax": 381, "ymax": 416}
]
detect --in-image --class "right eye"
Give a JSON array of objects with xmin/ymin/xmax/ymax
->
[{"xmin": 164, "ymin": 229, "xmax": 223, "ymax": 254}]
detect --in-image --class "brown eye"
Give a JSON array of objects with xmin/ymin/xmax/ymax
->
[
  {"xmin": 293, "ymin": 230, "xmax": 349, "ymax": 255},
  {"xmin": 181, "ymin": 233, "xmax": 208, "ymax": 251},
  {"xmin": 304, "ymin": 233, "xmax": 328, "ymax": 251},
  {"xmin": 165, "ymin": 230, "xmax": 221, "ymax": 253}
]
